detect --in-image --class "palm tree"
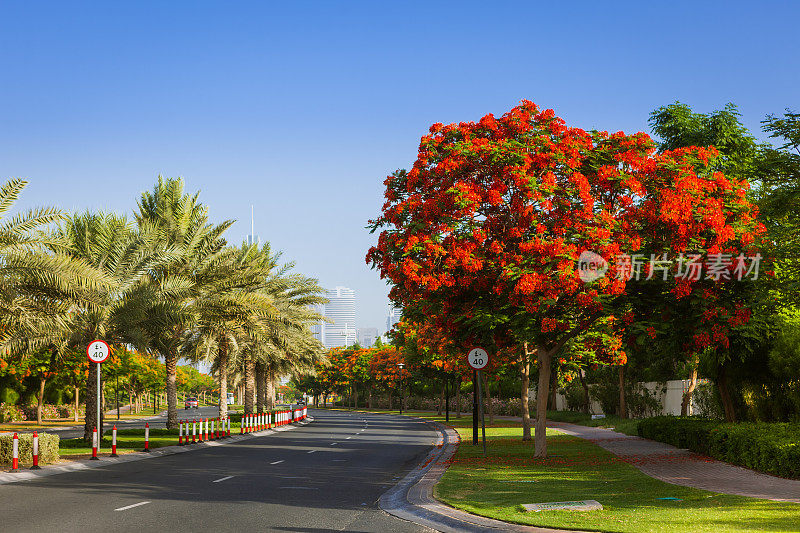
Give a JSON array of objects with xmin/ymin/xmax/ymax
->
[
  {"xmin": 53, "ymin": 211, "xmax": 173, "ymax": 440},
  {"xmin": 0, "ymin": 179, "xmax": 106, "ymax": 355},
  {"xmin": 135, "ymin": 176, "xmax": 233, "ymax": 428}
]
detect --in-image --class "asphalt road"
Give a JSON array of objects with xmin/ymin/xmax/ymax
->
[{"xmin": 1, "ymin": 409, "xmax": 438, "ymax": 532}]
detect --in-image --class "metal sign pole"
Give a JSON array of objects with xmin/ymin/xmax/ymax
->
[
  {"xmin": 472, "ymin": 369, "xmax": 478, "ymax": 445},
  {"xmin": 96, "ymin": 362, "xmax": 101, "ymax": 442},
  {"xmin": 476, "ymin": 369, "xmax": 486, "ymax": 456}
]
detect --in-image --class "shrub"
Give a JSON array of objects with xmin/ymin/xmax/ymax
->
[
  {"xmin": 0, "ymin": 432, "xmax": 60, "ymax": 465},
  {"xmin": 638, "ymin": 416, "xmax": 800, "ymax": 479},
  {"xmin": 0, "ymin": 402, "xmax": 24, "ymax": 422}
]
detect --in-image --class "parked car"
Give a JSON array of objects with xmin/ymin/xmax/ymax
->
[{"xmin": 185, "ymin": 397, "xmax": 199, "ymax": 409}]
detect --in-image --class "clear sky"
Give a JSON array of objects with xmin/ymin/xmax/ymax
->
[{"xmin": 2, "ymin": 1, "xmax": 798, "ymax": 333}]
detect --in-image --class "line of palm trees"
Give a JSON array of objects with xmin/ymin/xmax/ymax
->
[{"xmin": 0, "ymin": 176, "xmax": 327, "ymax": 440}]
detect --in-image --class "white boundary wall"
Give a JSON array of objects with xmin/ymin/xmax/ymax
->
[{"xmin": 555, "ymin": 379, "xmax": 706, "ymax": 416}]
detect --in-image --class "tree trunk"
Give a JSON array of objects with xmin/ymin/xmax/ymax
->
[
  {"xmin": 255, "ymin": 362, "xmax": 265, "ymax": 413},
  {"xmin": 455, "ymin": 375, "xmax": 461, "ymax": 418},
  {"xmin": 83, "ymin": 363, "xmax": 98, "ymax": 442},
  {"xmin": 717, "ymin": 364, "xmax": 737, "ymax": 422},
  {"xmin": 388, "ymin": 393, "xmax": 393, "ymax": 410},
  {"xmin": 681, "ymin": 365, "xmax": 698, "ymax": 417},
  {"xmin": 483, "ymin": 371, "xmax": 494, "ymax": 424},
  {"xmin": 579, "ymin": 369, "xmax": 590, "ymax": 414},
  {"xmin": 165, "ymin": 351, "xmax": 178, "ymax": 429},
  {"xmin": 244, "ymin": 358, "xmax": 256, "ymax": 414},
  {"xmin": 548, "ymin": 367, "xmax": 558, "ymax": 410},
  {"xmin": 218, "ymin": 344, "xmax": 229, "ymax": 419},
  {"xmin": 521, "ymin": 345, "xmax": 532, "ymax": 441},
  {"xmin": 618, "ymin": 365, "xmax": 627, "ymax": 419},
  {"xmin": 354, "ymin": 383, "xmax": 358, "ymax": 409},
  {"xmin": 37, "ymin": 376, "xmax": 46, "ymax": 425},
  {"xmin": 74, "ymin": 386, "xmax": 80, "ymax": 422},
  {"xmin": 534, "ymin": 345, "xmax": 553, "ymax": 457},
  {"xmin": 368, "ymin": 385, "xmax": 373, "ymax": 409},
  {"xmin": 266, "ymin": 367, "xmax": 276, "ymax": 410}
]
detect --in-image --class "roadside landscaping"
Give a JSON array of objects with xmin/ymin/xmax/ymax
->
[
  {"xmin": 346, "ymin": 410, "xmax": 800, "ymax": 532},
  {"xmin": 639, "ymin": 417, "xmax": 800, "ymax": 480}
]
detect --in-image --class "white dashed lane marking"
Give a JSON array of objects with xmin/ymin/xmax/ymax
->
[
  {"xmin": 307, "ymin": 450, "xmax": 316, "ymax": 454},
  {"xmin": 270, "ymin": 460, "xmax": 284, "ymax": 465},
  {"xmin": 115, "ymin": 502, "xmax": 150, "ymax": 511},
  {"xmin": 212, "ymin": 476, "xmax": 234, "ymax": 483}
]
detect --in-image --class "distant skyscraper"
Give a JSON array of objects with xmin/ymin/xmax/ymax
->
[
  {"xmin": 320, "ymin": 287, "xmax": 356, "ymax": 349},
  {"xmin": 386, "ymin": 305, "xmax": 402, "ymax": 332},
  {"xmin": 247, "ymin": 205, "xmax": 260, "ymax": 247},
  {"xmin": 357, "ymin": 327, "xmax": 378, "ymax": 348}
]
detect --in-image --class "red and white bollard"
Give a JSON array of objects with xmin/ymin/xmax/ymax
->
[
  {"xmin": 178, "ymin": 420, "xmax": 184, "ymax": 445},
  {"xmin": 111, "ymin": 426, "xmax": 118, "ymax": 457},
  {"xmin": 143, "ymin": 423, "xmax": 150, "ymax": 452},
  {"xmin": 31, "ymin": 431, "xmax": 41, "ymax": 469},
  {"xmin": 91, "ymin": 427, "xmax": 99, "ymax": 460},
  {"xmin": 192, "ymin": 419, "xmax": 197, "ymax": 443},
  {"xmin": 215, "ymin": 418, "xmax": 220, "ymax": 439},
  {"xmin": 11, "ymin": 433, "xmax": 19, "ymax": 472},
  {"xmin": 204, "ymin": 418, "xmax": 209, "ymax": 441},
  {"xmin": 210, "ymin": 418, "xmax": 215, "ymax": 440},
  {"xmin": 226, "ymin": 417, "xmax": 231, "ymax": 437}
]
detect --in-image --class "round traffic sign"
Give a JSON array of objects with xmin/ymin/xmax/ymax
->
[
  {"xmin": 86, "ymin": 340, "xmax": 110, "ymax": 364},
  {"xmin": 467, "ymin": 347, "xmax": 488, "ymax": 370}
]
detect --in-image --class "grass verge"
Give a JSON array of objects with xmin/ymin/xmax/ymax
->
[
  {"xmin": 59, "ymin": 428, "xmax": 182, "ymax": 458},
  {"xmin": 339, "ymin": 409, "xmax": 800, "ymax": 532}
]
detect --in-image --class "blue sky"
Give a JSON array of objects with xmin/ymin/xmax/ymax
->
[{"xmin": 2, "ymin": 1, "xmax": 798, "ymax": 332}]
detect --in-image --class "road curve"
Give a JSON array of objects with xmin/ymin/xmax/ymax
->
[{"xmin": 1, "ymin": 409, "xmax": 438, "ymax": 532}]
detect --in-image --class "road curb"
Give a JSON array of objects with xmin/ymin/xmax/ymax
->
[
  {"xmin": 0, "ymin": 416, "xmax": 314, "ymax": 485},
  {"xmin": 378, "ymin": 415, "xmax": 580, "ymax": 533}
]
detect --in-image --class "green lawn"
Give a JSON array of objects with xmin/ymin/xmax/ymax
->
[
  {"xmin": 357, "ymin": 410, "xmax": 800, "ymax": 533},
  {"xmin": 545, "ymin": 410, "xmax": 641, "ymax": 436},
  {"xmin": 59, "ymin": 428, "xmax": 184, "ymax": 457}
]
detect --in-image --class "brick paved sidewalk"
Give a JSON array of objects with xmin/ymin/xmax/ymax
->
[{"xmin": 549, "ymin": 421, "xmax": 800, "ymax": 503}]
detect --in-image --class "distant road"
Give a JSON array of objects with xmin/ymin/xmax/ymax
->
[{"xmin": 1, "ymin": 409, "xmax": 437, "ymax": 532}]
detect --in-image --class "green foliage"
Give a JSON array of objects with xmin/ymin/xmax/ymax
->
[
  {"xmin": 638, "ymin": 416, "xmax": 800, "ymax": 479},
  {"xmin": 0, "ymin": 432, "xmax": 59, "ymax": 465}
]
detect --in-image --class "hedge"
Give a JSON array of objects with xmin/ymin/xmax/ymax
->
[
  {"xmin": 638, "ymin": 416, "xmax": 800, "ymax": 479},
  {"xmin": 0, "ymin": 432, "xmax": 60, "ymax": 465}
]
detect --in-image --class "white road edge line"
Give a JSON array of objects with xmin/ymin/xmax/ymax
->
[
  {"xmin": 270, "ymin": 460, "xmax": 284, "ymax": 465},
  {"xmin": 212, "ymin": 476, "xmax": 234, "ymax": 483},
  {"xmin": 114, "ymin": 501, "xmax": 151, "ymax": 511}
]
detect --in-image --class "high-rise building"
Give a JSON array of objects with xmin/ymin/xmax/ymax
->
[
  {"xmin": 247, "ymin": 205, "xmax": 260, "ymax": 247},
  {"xmin": 357, "ymin": 327, "xmax": 378, "ymax": 348},
  {"xmin": 386, "ymin": 305, "xmax": 402, "ymax": 332},
  {"xmin": 318, "ymin": 287, "xmax": 356, "ymax": 349}
]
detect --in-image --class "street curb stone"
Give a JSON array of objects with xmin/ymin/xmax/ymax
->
[{"xmin": 0, "ymin": 416, "xmax": 314, "ymax": 485}]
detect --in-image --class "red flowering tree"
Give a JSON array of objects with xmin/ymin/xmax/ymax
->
[{"xmin": 368, "ymin": 100, "xmax": 762, "ymax": 456}]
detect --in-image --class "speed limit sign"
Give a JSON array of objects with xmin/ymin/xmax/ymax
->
[
  {"xmin": 86, "ymin": 340, "xmax": 110, "ymax": 364},
  {"xmin": 467, "ymin": 347, "xmax": 488, "ymax": 370}
]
